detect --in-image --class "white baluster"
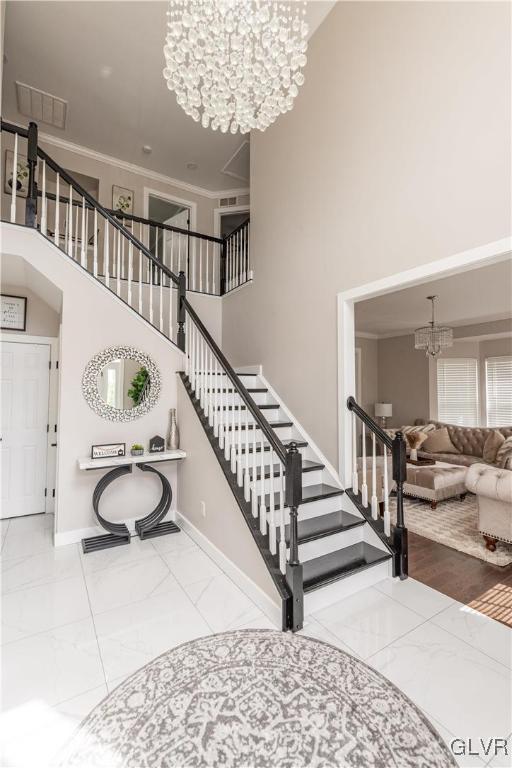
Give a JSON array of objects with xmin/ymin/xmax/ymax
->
[
  {"xmin": 121, "ymin": 219, "xmax": 126, "ymax": 279},
  {"xmin": 244, "ymin": 403, "xmax": 250, "ymax": 501},
  {"xmin": 361, "ymin": 423, "xmax": 368, "ymax": 507},
  {"xmin": 237, "ymin": 229, "xmax": 241, "ymax": 287},
  {"xmin": 149, "ymin": 247, "xmax": 154, "ymax": 324},
  {"xmin": 116, "ymin": 227, "xmax": 121, "ymax": 295},
  {"xmin": 247, "ymin": 221, "xmax": 250, "ymax": 277},
  {"xmin": 159, "ymin": 265, "xmax": 163, "ymax": 332},
  {"xmin": 269, "ymin": 448, "xmax": 276, "ymax": 554},
  {"xmin": 383, "ymin": 445, "xmax": 390, "ymax": 536},
  {"xmin": 371, "ymin": 432, "xmax": 378, "ymax": 520},
  {"xmin": 199, "ymin": 239, "xmax": 203, "ymax": 293},
  {"xmin": 84, "ymin": 204, "xmax": 89, "ymax": 268},
  {"xmin": 206, "ymin": 240, "xmax": 210, "ymax": 294},
  {"xmin": 237, "ymin": 403, "xmax": 243, "ymax": 486},
  {"xmin": 67, "ymin": 186, "xmax": 73, "ymax": 256},
  {"xmin": 81, "ymin": 197, "xmax": 86, "ymax": 267},
  {"xmin": 54, "ymin": 173, "xmax": 60, "ymax": 246},
  {"xmin": 251, "ymin": 419, "xmax": 258, "ymax": 517},
  {"xmin": 213, "ymin": 355, "xmax": 219, "ymax": 438},
  {"xmin": 170, "ymin": 231, "xmax": 175, "ymax": 274},
  {"xmin": 41, "ymin": 160, "xmax": 47, "ymax": 236},
  {"xmin": 352, "ymin": 412, "xmax": 359, "ymax": 494},
  {"xmin": 168, "ymin": 275, "xmax": 173, "ymax": 340},
  {"xmin": 224, "ymin": 375, "xmax": 231, "ymax": 462},
  {"xmin": 93, "ymin": 209, "xmax": 98, "ymax": 277},
  {"xmin": 10, "ymin": 132, "xmax": 18, "ymax": 222},
  {"xmin": 178, "ymin": 232, "xmax": 182, "ymax": 278},
  {"xmin": 259, "ymin": 431, "xmax": 267, "ymax": 535},
  {"xmin": 104, "ymin": 220, "xmax": 110, "ymax": 288},
  {"xmin": 128, "ymin": 241, "xmax": 133, "ymax": 307},
  {"xmin": 74, "ymin": 202, "xmax": 79, "ymax": 260},
  {"xmin": 230, "ymin": 388, "xmax": 237, "ymax": 473},
  {"xmin": 212, "ymin": 242, "xmax": 217, "ymax": 295},
  {"xmin": 279, "ymin": 462, "xmax": 286, "ymax": 573}
]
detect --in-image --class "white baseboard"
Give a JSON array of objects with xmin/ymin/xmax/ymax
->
[
  {"xmin": 175, "ymin": 511, "xmax": 282, "ymax": 627},
  {"xmin": 54, "ymin": 511, "xmax": 176, "ymax": 547}
]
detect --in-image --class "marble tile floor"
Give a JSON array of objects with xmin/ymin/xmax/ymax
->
[{"xmin": 1, "ymin": 513, "xmax": 511, "ymax": 768}]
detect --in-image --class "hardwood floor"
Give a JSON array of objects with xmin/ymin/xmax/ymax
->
[{"xmin": 409, "ymin": 531, "xmax": 512, "ymax": 626}]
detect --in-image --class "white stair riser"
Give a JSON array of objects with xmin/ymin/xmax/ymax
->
[
  {"xmin": 246, "ymin": 469, "xmax": 324, "ymax": 494},
  {"xmin": 273, "ymin": 495, "xmax": 344, "ymax": 524},
  {"xmin": 214, "ymin": 408, "xmax": 284, "ymax": 425},
  {"xmin": 214, "ymin": 392, "xmax": 274, "ymax": 407},
  {"xmin": 304, "ymin": 559, "xmax": 391, "ymax": 615},
  {"xmin": 295, "ymin": 525, "xmax": 364, "ymax": 562},
  {"xmin": 224, "ymin": 425, "xmax": 294, "ymax": 441}
]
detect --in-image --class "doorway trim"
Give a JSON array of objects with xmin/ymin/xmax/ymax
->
[
  {"xmin": 337, "ymin": 236, "xmax": 512, "ymax": 488},
  {"xmin": 213, "ymin": 205, "xmax": 250, "ymax": 239},
  {"xmin": 143, "ymin": 187, "xmax": 198, "ymax": 232},
  {"xmin": 0, "ymin": 333, "xmax": 60, "ymax": 517}
]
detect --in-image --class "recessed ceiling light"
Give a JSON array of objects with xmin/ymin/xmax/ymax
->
[
  {"xmin": 187, "ymin": 162, "xmax": 198, "ymax": 170},
  {"xmin": 142, "ymin": 145, "xmax": 152, "ymax": 154}
]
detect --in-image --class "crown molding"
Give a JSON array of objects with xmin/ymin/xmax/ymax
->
[{"xmin": 38, "ymin": 130, "xmax": 250, "ymax": 201}]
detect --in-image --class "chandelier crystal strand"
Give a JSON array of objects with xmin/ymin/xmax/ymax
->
[
  {"xmin": 163, "ymin": 0, "xmax": 309, "ymax": 134},
  {"xmin": 414, "ymin": 295, "xmax": 453, "ymax": 358}
]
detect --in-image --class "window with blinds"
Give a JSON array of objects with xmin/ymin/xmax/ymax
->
[
  {"xmin": 437, "ymin": 358, "xmax": 479, "ymax": 426},
  {"xmin": 486, "ymin": 356, "xmax": 512, "ymax": 427}
]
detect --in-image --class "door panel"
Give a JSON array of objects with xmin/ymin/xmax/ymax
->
[{"xmin": 1, "ymin": 342, "xmax": 50, "ymax": 518}]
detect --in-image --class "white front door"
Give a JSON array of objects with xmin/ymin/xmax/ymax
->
[{"xmin": 1, "ymin": 341, "xmax": 50, "ymax": 518}]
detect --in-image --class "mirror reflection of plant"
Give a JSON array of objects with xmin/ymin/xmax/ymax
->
[{"xmin": 127, "ymin": 367, "xmax": 149, "ymax": 406}]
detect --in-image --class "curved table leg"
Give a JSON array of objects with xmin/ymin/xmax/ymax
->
[
  {"xmin": 82, "ymin": 465, "xmax": 132, "ymax": 553},
  {"xmin": 134, "ymin": 463, "xmax": 180, "ymax": 540}
]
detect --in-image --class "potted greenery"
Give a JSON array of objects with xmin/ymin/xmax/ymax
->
[{"xmin": 131, "ymin": 443, "xmax": 144, "ymax": 457}]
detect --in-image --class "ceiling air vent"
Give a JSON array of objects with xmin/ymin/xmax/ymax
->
[
  {"xmin": 219, "ymin": 196, "xmax": 238, "ymax": 207},
  {"xmin": 16, "ymin": 81, "xmax": 68, "ymax": 129}
]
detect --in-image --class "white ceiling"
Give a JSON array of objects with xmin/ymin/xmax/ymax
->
[
  {"xmin": 355, "ymin": 259, "xmax": 512, "ymax": 337},
  {"xmin": 2, "ymin": 0, "xmax": 334, "ymax": 193}
]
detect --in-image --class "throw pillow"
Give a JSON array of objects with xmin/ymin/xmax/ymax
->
[
  {"xmin": 401, "ymin": 424, "xmax": 436, "ymax": 435},
  {"xmin": 423, "ymin": 427, "xmax": 460, "ymax": 454},
  {"xmin": 483, "ymin": 430, "xmax": 505, "ymax": 463},
  {"xmin": 496, "ymin": 436, "xmax": 512, "ymax": 469}
]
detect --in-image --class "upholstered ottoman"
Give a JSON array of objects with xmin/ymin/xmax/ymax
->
[
  {"xmin": 403, "ymin": 462, "xmax": 468, "ymax": 510},
  {"xmin": 466, "ymin": 463, "xmax": 512, "ymax": 551}
]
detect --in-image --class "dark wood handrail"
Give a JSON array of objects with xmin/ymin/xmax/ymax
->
[
  {"xmin": 225, "ymin": 216, "xmax": 250, "ymax": 240},
  {"xmin": 1, "ymin": 118, "xmax": 29, "ymax": 138},
  {"xmin": 347, "ymin": 396, "xmax": 393, "ymax": 449},
  {"xmin": 109, "ymin": 210, "xmax": 223, "ymax": 245},
  {"xmin": 183, "ymin": 297, "xmax": 287, "ymax": 464}
]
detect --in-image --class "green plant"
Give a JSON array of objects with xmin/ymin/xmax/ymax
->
[
  {"xmin": 131, "ymin": 443, "xmax": 144, "ymax": 451},
  {"xmin": 127, "ymin": 367, "xmax": 149, "ymax": 406}
]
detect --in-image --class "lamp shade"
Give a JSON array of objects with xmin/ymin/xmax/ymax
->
[{"xmin": 375, "ymin": 403, "xmax": 392, "ymax": 418}]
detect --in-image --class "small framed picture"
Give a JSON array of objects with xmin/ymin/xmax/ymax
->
[
  {"xmin": 91, "ymin": 443, "xmax": 126, "ymax": 460},
  {"xmin": 112, "ymin": 185, "xmax": 134, "ymax": 215},
  {"xmin": 4, "ymin": 150, "xmax": 29, "ymax": 198},
  {"xmin": 1, "ymin": 294, "xmax": 27, "ymax": 331}
]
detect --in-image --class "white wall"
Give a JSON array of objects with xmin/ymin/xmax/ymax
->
[
  {"xmin": 222, "ymin": 1, "xmax": 511, "ymax": 469},
  {"xmin": 2, "ymin": 223, "xmax": 187, "ymax": 538}
]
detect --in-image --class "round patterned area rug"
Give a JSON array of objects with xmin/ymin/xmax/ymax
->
[{"xmin": 60, "ymin": 630, "xmax": 455, "ymax": 768}]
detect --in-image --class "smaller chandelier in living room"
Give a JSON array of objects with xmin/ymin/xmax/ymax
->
[
  {"xmin": 414, "ymin": 295, "xmax": 453, "ymax": 358},
  {"xmin": 163, "ymin": 0, "xmax": 309, "ymax": 134}
]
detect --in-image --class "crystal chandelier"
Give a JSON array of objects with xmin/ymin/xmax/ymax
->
[
  {"xmin": 162, "ymin": 0, "xmax": 309, "ymax": 134},
  {"xmin": 414, "ymin": 296, "xmax": 453, "ymax": 358}
]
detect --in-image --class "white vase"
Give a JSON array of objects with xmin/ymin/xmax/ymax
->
[{"xmin": 410, "ymin": 448, "xmax": 418, "ymax": 461}]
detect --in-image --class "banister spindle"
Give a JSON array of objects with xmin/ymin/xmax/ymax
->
[
  {"xmin": 74, "ymin": 201, "xmax": 79, "ymax": 260},
  {"xmin": 269, "ymin": 449, "xmax": 276, "ymax": 554},
  {"xmin": 230, "ymin": 388, "xmax": 237, "ymax": 473},
  {"xmin": 371, "ymin": 432, "xmax": 378, "ymax": 520},
  {"xmin": 352, "ymin": 412, "xmax": 359, "ymax": 495},
  {"xmin": 361, "ymin": 423, "xmax": 368, "ymax": 507},
  {"xmin": 279, "ymin": 462, "xmax": 286, "ymax": 573},
  {"xmin": 237, "ymin": 401, "xmax": 243, "ymax": 485},
  {"xmin": 41, "ymin": 159, "xmax": 47, "ymax": 236},
  {"xmin": 54, "ymin": 172, "xmax": 60, "ymax": 246},
  {"xmin": 251, "ymin": 418, "xmax": 257, "ymax": 516},
  {"xmin": 259, "ymin": 430, "xmax": 267, "ymax": 535},
  {"xmin": 81, "ymin": 196, "xmax": 86, "ymax": 267},
  {"xmin": 128, "ymin": 241, "xmax": 133, "ymax": 307},
  {"xmin": 285, "ymin": 442, "xmax": 303, "ymax": 632},
  {"xmin": 244, "ymin": 404, "xmax": 250, "ymax": 501},
  {"xmin": 93, "ymin": 209, "xmax": 98, "ymax": 277},
  {"xmin": 67, "ymin": 186, "xmax": 73, "ymax": 256}
]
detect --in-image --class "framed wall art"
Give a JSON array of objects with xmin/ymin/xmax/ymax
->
[
  {"xmin": 4, "ymin": 150, "xmax": 29, "ymax": 198},
  {"xmin": 1, "ymin": 294, "xmax": 27, "ymax": 331},
  {"xmin": 112, "ymin": 185, "xmax": 134, "ymax": 215}
]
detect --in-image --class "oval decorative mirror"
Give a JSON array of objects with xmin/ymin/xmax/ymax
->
[{"xmin": 82, "ymin": 346, "xmax": 161, "ymax": 422}]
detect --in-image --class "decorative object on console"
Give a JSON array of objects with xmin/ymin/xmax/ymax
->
[
  {"xmin": 82, "ymin": 346, "xmax": 161, "ymax": 422},
  {"xmin": 4, "ymin": 149, "xmax": 29, "ymax": 197},
  {"xmin": 167, "ymin": 408, "xmax": 180, "ymax": 449},
  {"xmin": 414, "ymin": 295, "xmax": 453, "ymax": 357},
  {"xmin": 405, "ymin": 430, "xmax": 429, "ymax": 461},
  {"xmin": 495, "ymin": 436, "xmax": 512, "ymax": 469},
  {"xmin": 112, "ymin": 185, "xmax": 133, "ymax": 214},
  {"xmin": 483, "ymin": 430, "xmax": 505, "ymax": 464},
  {"xmin": 91, "ymin": 443, "xmax": 126, "ymax": 460},
  {"xmin": 149, "ymin": 435, "xmax": 165, "ymax": 453},
  {"xmin": 375, "ymin": 403, "xmax": 392, "ymax": 428},
  {"xmin": 1, "ymin": 293, "xmax": 27, "ymax": 331},
  {"xmin": 130, "ymin": 444, "xmax": 144, "ymax": 457},
  {"xmin": 58, "ymin": 631, "xmax": 454, "ymax": 768},
  {"xmin": 422, "ymin": 427, "xmax": 459, "ymax": 455}
]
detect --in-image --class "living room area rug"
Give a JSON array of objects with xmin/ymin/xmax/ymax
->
[
  {"xmin": 394, "ymin": 494, "xmax": 512, "ymax": 566},
  {"xmin": 59, "ymin": 630, "xmax": 454, "ymax": 768}
]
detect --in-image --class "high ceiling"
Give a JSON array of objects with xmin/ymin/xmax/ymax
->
[
  {"xmin": 1, "ymin": 0, "xmax": 334, "ymax": 193},
  {"xmin": 355, "ymin": 258, "xmax": 512, "ymax": 337}
]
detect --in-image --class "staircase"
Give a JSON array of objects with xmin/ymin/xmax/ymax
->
[{"xmin": 1, "ymin": 118, "xmax": 408, "ymax": 632}]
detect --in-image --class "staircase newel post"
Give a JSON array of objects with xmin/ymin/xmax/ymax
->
[
  {"xmin": 25, "ymin": 121, "xmax": 38, "ymax": 228},
  {"xmin": 177, "ymin": 270, "xmax": 186, "ymax": 352},
  {"xmin": 392, "ymin": 431, "xmax": 408, "ymax": 580},
  {"xmin": 285, "ymin": 442, "xmax": 303, "ymax": 631}
]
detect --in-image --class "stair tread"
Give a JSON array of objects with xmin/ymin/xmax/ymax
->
[
  {"xmin": 241, "ymin": 439, "xmax": 308, "ymax": 454},
  {"xmin": 227, "ymin": 421, "xmax": 292, "ymax": 430},
  {"xmin": 303, "ymin": 542, "xmax": 391, "ymax": 592},
  {"xmin": 265, "ymin": 483, "xmax": 343, "ymax": 510},
  {"xmin": 249, "ymin": 460, "xmax": 324, "ymax": 480},
  {"xmin": 281, "ymin": 509, "xmax": 364, "ymax": 545}
]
